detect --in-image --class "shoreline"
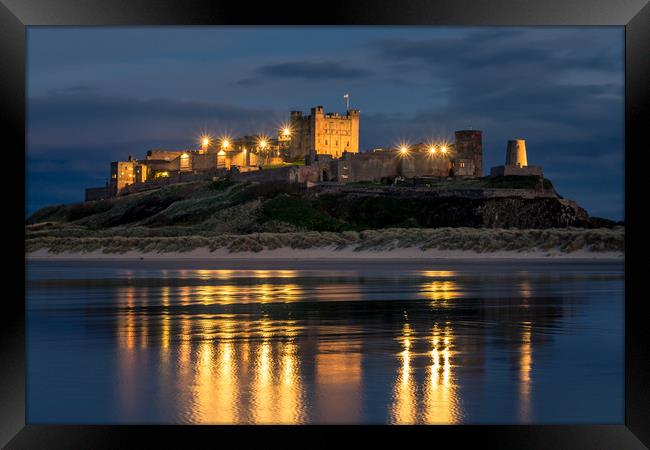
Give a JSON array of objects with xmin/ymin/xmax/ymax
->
[{"xmin": 26, "ymin": 246, "xmax": 624, "ymax": 261}]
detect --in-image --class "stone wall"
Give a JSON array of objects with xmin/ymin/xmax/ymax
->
[
  {"xmin": 342, "ymin": 151, "xmax": 399, "ymax": 181},
  {"xmin": 191, "ymin": 153, "xmax": 217, "ymax": 171},
  {"xmin": 232, "ymin": 165, "xmax": 320, "ymax": 184},
  {"xmin": 146, "ymin": 149, "xmax": 186, "ymax": 161},
  {"xmin": 452, "ymin": 158, "xmax": 476, "ymax": 177},
  {"xmin": 400, "ymin": 153, "xmax": 452, "ymax": 178},
  {"xmin": 490, "ymin": 165, "xmax": 543, "ymax": 177},
  {"xmin": 84, "ymin": 186, "xmax": 112, "ymax": 202}
]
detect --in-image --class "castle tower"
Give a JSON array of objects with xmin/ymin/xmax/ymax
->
[
  {"xmin": 454, "ymin": 130, "xmax": 483, "ymax": 177},
  {"xmin": 287, "ymin": 105, "xmax": 360, "ymax": 160},
  {"xmin": 505, "ymin": 140, "xmax": 528, "ymax": 167}
]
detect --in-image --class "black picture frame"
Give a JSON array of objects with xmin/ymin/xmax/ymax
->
[{"xmin": 3, "ymin": 0, "xmax": 648, "ymax": 447}]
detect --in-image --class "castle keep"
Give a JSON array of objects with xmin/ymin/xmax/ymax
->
[
  {"xmin": 84, "ymin": 102, "xmax": 542, "ymax": 201},
  {"xmin": 288, "ymin": 106, "xmax": 360, "ymax": 159}
]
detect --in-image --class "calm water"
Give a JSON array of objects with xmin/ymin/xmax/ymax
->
[{"xmin": 26, "ymin": 259, "xmax": 624, "ymax": 424}]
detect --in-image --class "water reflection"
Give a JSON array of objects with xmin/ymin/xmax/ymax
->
[
  {"xmin": 424, "ymin": 323, "xmax": 460, "ymax": 424},
  {"xmin": 519, "ymin": 322, "xmax": 533, "ymax": 422},
  {"xmin": 28, "ymin": 262, "xmax": 624, "ymax": 424},
  {"xmin": 389, "ymin": 322, "xmax": 461, "ymax": 424},
  {"xmin": 390, "ymin": 323, "xmax": 417, "ymax": 424}
]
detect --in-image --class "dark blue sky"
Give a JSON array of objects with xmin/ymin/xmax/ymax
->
[{"xmin": 27, "ymin": 26, "xmax": 624, "ymax": 220}]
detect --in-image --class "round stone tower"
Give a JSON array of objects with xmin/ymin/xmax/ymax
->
[{"xmin": 505, "ymin": 139, "xmax": 528, "ymax": 167}]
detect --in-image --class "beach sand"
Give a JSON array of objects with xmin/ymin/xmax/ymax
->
[{"xmin": 26, "ymin": 246, "xmax": 624, "ymax": 261}]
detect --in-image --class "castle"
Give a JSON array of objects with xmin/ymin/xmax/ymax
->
[{"xmin": 85, "ymin": 103, "xmax": 542, "ymax": 201}]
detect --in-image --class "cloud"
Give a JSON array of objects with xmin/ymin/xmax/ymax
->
[
  {"xmin": 253, "ymin": 61, "xmax": 371, "ymax": 80},
  {"xmin": 28, "ymin": 93, "xmax": 285, "ymax": 150},
  {"xmin": 51, "ymin": 84, "xmax": 97, "ymax": 95}
]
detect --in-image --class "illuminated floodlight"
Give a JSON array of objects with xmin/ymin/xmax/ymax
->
[
  {"xmin": 198, "ymin": 132, "xmax": 213, "ymax": 149},
  {"xmin": 440, "ymin": 145, "xmax": 448, "ymax": 154},
  {"xmin": 397, "ymin": 141, "xmax": 410, "ymax": 156},
  {"xmin": 220, "ymin": 136, "xmax": 231, "ymax": 150},
  {"xmin": 429, "ymin": 145, "xmax": 437, "ymax": 155},
  {"xmin": 257, "ymin": 135, "xmax": 269, "ymax": 151},
  {"xmin": 280, "ymin": 123, "xmax": 292, "ymax": 137}
]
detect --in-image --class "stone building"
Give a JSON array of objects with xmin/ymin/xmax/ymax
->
[
  {"xmin": 490, "ymin": 139, "xmax": 543, "ymax": 177},
  {"xmin": 288, "ymin": 106, "xmax": 360, "ymax": 160}
]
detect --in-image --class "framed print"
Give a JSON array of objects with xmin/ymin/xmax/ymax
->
[{"xmin": 2, "ymin": 0, "xmax": 649, "ymax": 448}]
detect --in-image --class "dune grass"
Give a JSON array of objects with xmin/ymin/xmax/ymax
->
[{"xmin": 26, "ymin": 227, "xmax": 624, "ymax": 255}]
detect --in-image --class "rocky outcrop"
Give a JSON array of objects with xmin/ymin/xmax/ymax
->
[{"xmin": 27, "ymin": 179, "xmax": 617, "ymax": 234}]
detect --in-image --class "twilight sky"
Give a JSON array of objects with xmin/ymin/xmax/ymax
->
[{"xmin": 27, "ymin": 26, "xmax": 624, "ymax": 220}]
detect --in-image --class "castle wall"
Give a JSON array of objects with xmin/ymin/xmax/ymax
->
[
  {"xmin": 345, "ymin": 151, "xmax": 400, "ymax": 182},
  {"xmin": 325, "ymin": 150, "xmax": 452, "ymax": 183},
  {"xmin": 84, "ymin": 186, "xmax": 112, "ymax": 202},
  {"xmin": 191, "ymin": 153, "xmax": 217, "ymax": 171},
  {"xmin": 143, "ymin": 159, "xmax": 176, "ymax": 176},
  {"xmin": 399, "ymin": 153, "xmax": 452, "ymax": 178},
  {"xmin": 146, "ymin": 149, "xmax": 186, "ymax": 161},
  {"xmin": 228, "ymin": 150, "xmax": 259, "ymax": 168},
  {"xmin": 231, "ymin": 165, "xmax": 319, "ymax": 184}
]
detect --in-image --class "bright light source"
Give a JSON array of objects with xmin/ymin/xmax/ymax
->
[
  {"xmin": 429, "ymin": 146, "xmax": 437, "ymax": 154},
  {"xmin": 202, "ymin": 137, "xmax": 210, "ymax": 146},
  {"xmin": 259, "ymin": 139, "xmax": 268, "ymax": 149},
  {"xmin": 282, "ymin": 127, "xmax": 291, "ymax": 136},
  {"xmin": 440, "ymin": 145, "xmax": 448, "ymax": 154},
  {"xmin": 400, "ymin": 146, "xmax": 408, "ymax": 154},
  {"xmin": 221, "ymin": 138, "xmax": 231, "ymax": 149}
]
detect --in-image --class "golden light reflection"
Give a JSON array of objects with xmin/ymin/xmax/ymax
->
[
  {"xmin": 390, "ymin": 323, "xmax": 417, "ymax": 424},
  {"xmin": 421, "ymin": 280, "xmax": 461, "ymax": 303},
  {"xmin": 423, "ymin": 323, "xmax": 460, "ymax": 424},
  {"xmin": 390, "ymin": 322, "xmax": 462, "ymax": 424},
  {"xmin": 315, "ymin": 339, "xmax": 362, "ymax": 423},
  {"xmin": 117, "ymin": 288, "xmax": 304, "ymax": 424},
  {"xmin": 190, "ymin": 283, "xmax": 302, "ymax": 306},
  {"xmin": 252, "ymin": 318, "xmax": 275, "ymax": 424},
  {"xmin": 276, "ymin": 339, "xmax": 304, "ymax": 424},
  {"xmin": 118, "ymin": 286, "xmax": 138, "ymax": 417},
  {"xmin": 193, "ymin": 318, "xmax": 240, "ymax": 423},
  {"xmin": 420, "ymin": 270, "xmax": 457, "ymax": 278},
  {"xmin": 519, "ymin": 322, "xmax": 533, "ymax": 422}
]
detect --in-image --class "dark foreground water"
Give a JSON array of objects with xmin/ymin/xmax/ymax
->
[{"xmin": 26, "ymin": 259, "xmax": 623, "ymax": 424}]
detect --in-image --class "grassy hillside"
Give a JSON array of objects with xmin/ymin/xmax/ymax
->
[{"xmin": 28, "ymin": 178, "xmax": 618, "ymax": 233}]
